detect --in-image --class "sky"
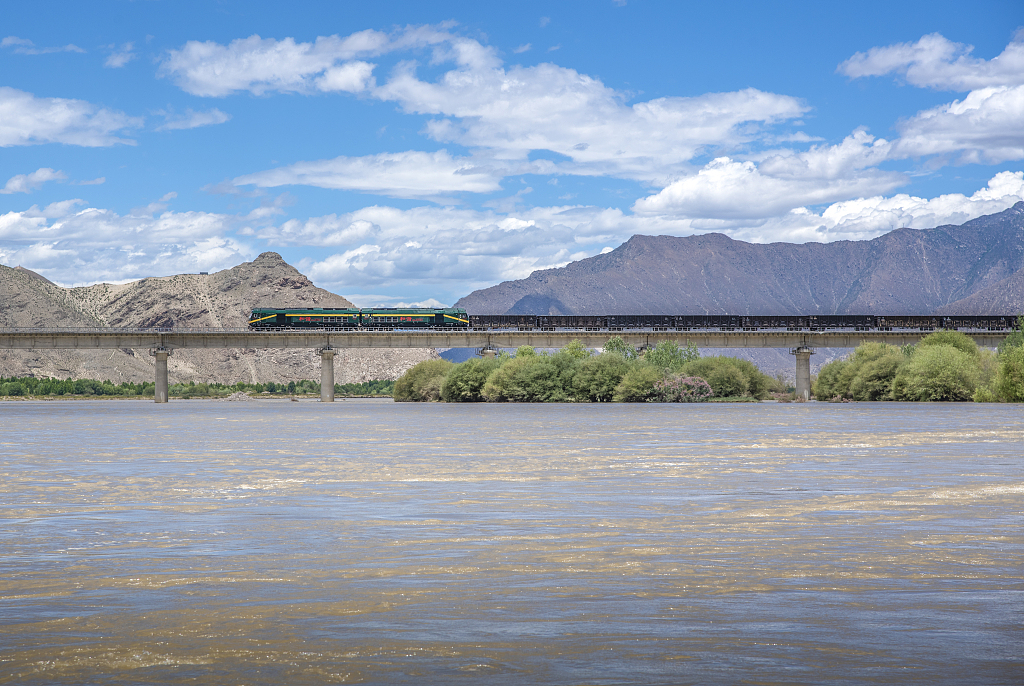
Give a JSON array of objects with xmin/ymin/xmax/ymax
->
[{"xmin": 1, "ymin": 0, "xmax": 1023, "ymax": 306}]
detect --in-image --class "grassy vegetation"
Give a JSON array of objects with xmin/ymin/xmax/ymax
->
[
  {"xmin": 813, "ymin": 321, "xmax": 1024, "ymax": 402},
  {"xmin": 0, "ymin": 377, "xmax": 395, "ymax": 398},
  {"xmin": 394, "ymin": 338, "xmax": 779, "ymax": 403}
]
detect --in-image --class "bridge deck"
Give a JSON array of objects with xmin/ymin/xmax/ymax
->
[{"xmin": 0, "ymin": 327, "xmax": 1011, "ymax": 350}]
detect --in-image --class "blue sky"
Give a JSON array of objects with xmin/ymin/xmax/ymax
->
[{"xmin": 1, "ymin": 0, "xmax": 1023, "ymax": 305}]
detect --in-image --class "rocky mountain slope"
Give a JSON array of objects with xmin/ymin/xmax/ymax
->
[
  {"xmin": 0, "ymin": 252, "xmax": 436, "ymax": 384},
  {"xmin": 457, "ymin": 202, "xmax": 1024, "ymax": 315}
]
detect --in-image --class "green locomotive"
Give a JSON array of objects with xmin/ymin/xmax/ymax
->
[{"xmin": 248, "ymin": 307, "xmax": 469, "ymax": 329}]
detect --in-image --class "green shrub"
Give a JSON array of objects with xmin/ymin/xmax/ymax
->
[
  {"xmin": 393, "ymin": 359, "xmax": 454, "ymax": 402},
  {"xmin": 481, "ymin": 355, "xmax": 561, "ymax": 402},
  {"xmin": 0, "ymin": 382, "xmax": 25, "ymax": 396},
  {"xmin": 559, "ymin": 339, "xmax": 593, "ymax": 359},
  {"xmin": 812, "ymin": 343, "xmax": 905, "ymax": 400},
  {"xmin": 918, "ymin": 330, "xmax": 979, "ymax": 358},
  {"xmin": 612, "ymin": 365, "xmax": 664, "ymax": 402},
  {"xmin": 997, "ymin": 315, "xmax": 1023, "ymax": 355},
  {"xmin": 973, "ymin": 386, "xmax": 998, "ymax": 403},
  {"xmin": 891, "ymin": 345, "xmax": 978, "ymax": 401},
  {"xmin": 680, "ymin": 356, "xmax": 771, "ymax": 399},
  {"xmin": 643, "ymin": 340, "xmax": 699, "ymax": 372},
  {"xmin": 995, "ymin": 345, "xmax": 1024, "ymax": 402},
  {"xmin": 440, "ymin": 358, "xmax": 499, "ymax": 402},
  {"xmin": 603, "ymin": 336, "xmax": 639, "ymax": 360},
  {"xmin": 813, "ymin": 359, "xmax": 847, "ymax": 400},
  {"xmin": 847, "ymin": 346, "xmax": 904, "ymax": 400},
  {"xmin": 572, "ymin": 354, "xmax": 632, "ymax": 402}
]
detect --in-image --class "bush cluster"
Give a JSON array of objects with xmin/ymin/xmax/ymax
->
[
  {"xmin": 394, "ymin": 339, "xmax": 777, "ymax": 403},
  {"xmin": 0, "ymin": 376, "xmax": 395, "ymax": 398},
  {"xmin": 812, "ymin": 324, "xmax": 1024, "ymax": 402},
  {"xmin": 0, "ymin": 377, "xmax": 154, "ymax": 397}
]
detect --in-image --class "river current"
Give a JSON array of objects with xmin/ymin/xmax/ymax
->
[{"xmin": 0, "ymin": 400, "xmax": 1021, "ymax": 685}]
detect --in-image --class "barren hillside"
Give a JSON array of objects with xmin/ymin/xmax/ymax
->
[{"xmin": 0, "ymin": 252, "xmax": 436, "ymax": 384}]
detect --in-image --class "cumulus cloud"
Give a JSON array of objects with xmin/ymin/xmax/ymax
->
[
  {"xmin": 1, "ymin": 36, "xmax": 85, "ymax": 55},
  {"xmin": 233, "ymin": 150, "xmax": 515, "ymax": 198},
  {"xmin": 813, "ymin": 170, "xmax": 1024, "ymax": 240},
  {"xmin": 839, "ymin": 32, "xmax": 1024, "ymax": 90},
  {"xmin": 162, "ymin": 28, "xmax": 807, "ymax": 182},
  {"xmin": 633, "ymin": 131, "xmax": 902, "ymax": 218},
  {"xmin": 836, "ymin": 33, "xmax": 1024, "ymax": 167},
  {"xmin": 315, "ymin": 61, "xmax": 376, "ymax": 92},
  {"xmin": 377, "ymin": 47, "xmax": 807, "ymax": 182},
  {"xmin": 104, "ymin": 42, "xmax": 136, "ymax": 68},
  {"xmin": 158, "ymin": 26, "xmax": 451, "ymax": 96},
  {"xmin": 894, "ymin": 85, "xmax": 1024, "ymax": 164},
  {"xmin": 0, "ymin": 87, "xmax": 141, "ymax": 146},
  {"xmin": 1, "ymin": 168, "xmax": 67, "ymax": 194},
  {"xmin": 155, "ymin": 108, "xmax": 232, "ymax": 131},
  {"xmin": 0, "ymin": 201, "xmax": 254, "ymax": 285}
]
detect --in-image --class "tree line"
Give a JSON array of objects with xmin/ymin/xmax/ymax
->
[
  {"xmin": 813, "ymin": 322, "xmax": 1024, "ymax": 402},
  {"xmin": 395, "ymin": 338, "xmax": 779, "ymax": 403},
  {"xmin": 0, "ymin": 377, "xmax": 395, "ymax": 398}
]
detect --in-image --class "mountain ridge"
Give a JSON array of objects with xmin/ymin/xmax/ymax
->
[{"xmin": 456, "ymin": 202, "xmax": 1024, "ymax": 315}]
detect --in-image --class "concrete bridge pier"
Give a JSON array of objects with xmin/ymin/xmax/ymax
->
[
  {"xmin": 791, "ymin": 346, "xmax": 815, "ymax": 401},
  {"xmin": 150, "ymin": 347, "xmax": 171, "ymax": 403},
  {"xmin": 319, "ymin": 347, "xmax": 335, "ymax": 402}
]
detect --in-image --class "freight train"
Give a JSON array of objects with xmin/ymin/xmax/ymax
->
[{"xmin": 248, "ymin": 308, "xmax": 1018, "ymax": 332}]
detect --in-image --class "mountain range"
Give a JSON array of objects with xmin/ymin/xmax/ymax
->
[{"xmin": 456, "ymin": 201, "xmax": 1024, "ymax": 316}]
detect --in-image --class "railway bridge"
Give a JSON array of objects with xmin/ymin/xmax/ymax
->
[{"xmin": 0, "ymin": 327, "xmax": 1012, "ymax": 402}]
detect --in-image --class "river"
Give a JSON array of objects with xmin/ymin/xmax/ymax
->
[{"xmin": 1, "ymin": 400, "xmax": 1021, "ymax": 684}]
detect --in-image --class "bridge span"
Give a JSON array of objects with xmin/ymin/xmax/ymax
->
[{"xmin": 0, "ymin": 327, "xmax": 1011, "ymax": 403}]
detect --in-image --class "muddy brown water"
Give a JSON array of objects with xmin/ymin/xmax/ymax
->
[{"xmin": 1, "ymin": 400, "xmax": 1021, "ymax": 685}]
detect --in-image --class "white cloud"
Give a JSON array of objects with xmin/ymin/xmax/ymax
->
[
  {"xmin": 233, "ymin": 150, "xmax": 512, "ymax": 198},
  {"xmin": 513, "ymin": 43, "xmax": 531, "ymax": 53},
  {"xmin": 104, "ymin": 42, "xmax": 136, "ymax": 68},
  {"xmin": 836, "ymin": 33, "xmax": 1024, "ymax": 167},
  {"xmin": 156, "ymin": 108, "xmax": 232, "ymax": 131},
  {"xmin": 839, "ymin": 32, "xmax": 1024, "ymax": 90},
  {"xmin": 158, "ymin": 27, "xmax": 451, "ymax": 96},
  {"xmin": 1, "ymin": 36, "xmax": 85, "ymax": 55},
  {"xmin": 265, "ymin": 203, "xmax": 634, "ymax": 293},
  {"xmin": 163, "ymin": 29, "xmax": 807, "ymax": 183},
  {"xmin": 894, "ymin": 85, "xmax": 1024, "ymax": 164},
  {"xmin": 813, "ymin": 170, "xmax": 1024, "ymax": 240},
  {"xmin": 1, "ymin": 168, "xmax": 67, "ymax": 194},
  {"xmin": 0, "ymin": 87, "xmax": 141, "ymax": 147},
  {"xmin": 0, "ymin": 201, "xmax": 254, "ymax": 285},
  {"xmin": 632, "ymin": 131, "xmax": 902, "ymax": 218},
  {"xmin": 72, "ymin": 177, "xmax": 106, "ymax": 186},
  {"xmin": 315, "ymin": 61, "xmax": 376, "ymax": 92},
  {"xmin": 376, "ymin": 49, "xmax": 808, "ymax": 182}
]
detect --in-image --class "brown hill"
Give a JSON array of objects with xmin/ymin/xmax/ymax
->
[
  {"xmin": 457, "ymin": 201, "xmax": 1024, "ymax": 315},
  {"xmin": 0, "ymin": 252, "xmax": 435, "ymax": 384}
]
